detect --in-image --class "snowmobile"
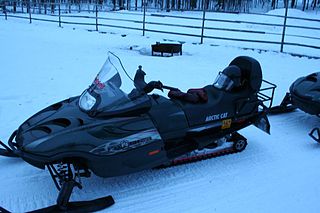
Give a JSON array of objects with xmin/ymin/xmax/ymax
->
[
  {"xmin": 270, "ymin": 72, "xmax": 320, "ymax": 143},
  {"xmin": 0, "ymin": 53, "xmax": 275, "ymax": 212}
]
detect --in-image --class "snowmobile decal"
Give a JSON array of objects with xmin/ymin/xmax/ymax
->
[
  {"xmin": 221, "ymin": 119, "xmax": 232, "ymax": 129},
  {"xmin": 205, "ymin": 112, "xmax": 228, "ymax": 122},
  {"xmin": 90, "ymin": 129, "xmax": 162, "ymax": 155},
  {"xmin": 94, "ymin": 78, "xmax": 106, "ymax": 89},
  {"xmin": 148, "ymin": 149, "xmax": 161, "ymax": 156}
]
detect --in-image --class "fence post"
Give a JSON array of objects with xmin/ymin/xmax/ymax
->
[
  {"xmin": 3, "ymin": 1, "xmax": 7, "ymax": 20},
  {"xmin": 28, "ymin": 0, "xmax": 32, "ymax": 23},
  {"xmin": 142, "ymin": 0, "xmax": 146, "ymax": 36},
  {"xmin": 200, "ymin": 0, "xmax": 207, "ymax": 44},
  {"xmin": 95, "ymin": 0, "xmax": 98, "ymax": 31},
  {"xmin": 13, "ymin": 1, "xmax": 16, "ymax": 13},
  {"xmin": 280, "ymin": 0, "xmax": 289, "ymax": 52},
  {"xmin": 58, "ymin": 0, "xmax": 61, "ymax": 27}
]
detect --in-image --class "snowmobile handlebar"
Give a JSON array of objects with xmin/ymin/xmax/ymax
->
[
  {"xmin": 144, "ymin": 81, "xmax": 179, "ymax": 93},
  {"xmin": 162, "ymin": 85, "xmax": 179, "ymax": 91},
  {"xmin": 134, "ymin": 66, "xmax": 179, "ymax": 93},
  {"xmin": 144, "ymin": 81, "xmax": 163, "ymax": 93}
]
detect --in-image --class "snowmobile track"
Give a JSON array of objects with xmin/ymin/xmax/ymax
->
[{"xmin": 157, "ymin": 146, "xmax": 238, "ymax": 169}]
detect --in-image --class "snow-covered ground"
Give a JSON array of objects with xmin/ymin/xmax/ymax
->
[{"xmin": 1, "ymin": 10, "xmax": 320, "ymax": 213}]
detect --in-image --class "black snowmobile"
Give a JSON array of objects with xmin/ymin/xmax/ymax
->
[
  {"xmin": 0, "ymin": 53, "xmax": 275, "ymax": 212},
  {"xmin": 270, "ymin": 72, "xmax": 320, "ymax": 143}
]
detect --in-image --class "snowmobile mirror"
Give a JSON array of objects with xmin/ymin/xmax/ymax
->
[{"xmin": 134, "ymin": 65, "xmax": 148, "ymax": 92}]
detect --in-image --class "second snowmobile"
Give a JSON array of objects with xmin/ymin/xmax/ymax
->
[
  {"xmin": 270, "ymin": 72, "xmax": 320, "ymax": 142},
  {"xmin": 0, "ymin": 53, "xmax": 275, "ymax": 212}
]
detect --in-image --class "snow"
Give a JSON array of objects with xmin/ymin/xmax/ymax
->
[{"xmin": 1, "ymin": 10, "xmax": 320, "ymax": 213}]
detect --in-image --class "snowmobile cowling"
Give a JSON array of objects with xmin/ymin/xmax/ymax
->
[{"xmin": 290, "ymin": 72, "xmax": 320, "ymax": 115}]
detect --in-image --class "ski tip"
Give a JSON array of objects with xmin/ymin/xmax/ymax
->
[
  {"xmin": 309, "ymin": 128, "xmax": 320, "ymax": 143},
  {"xmin": 0, "ymin": 206, "xmax": 11, "ymax": 213},
  {"xmin": 0, "ymin": 148, "xmax": 18, "ymax": 158}
]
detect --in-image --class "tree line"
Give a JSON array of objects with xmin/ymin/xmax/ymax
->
[{"xmin": 1, "ymin": 0, "xmax": 319, "ymax": 13}]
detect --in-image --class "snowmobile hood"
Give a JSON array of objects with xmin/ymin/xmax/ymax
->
[
  {"xmin": 14, "ymin": 53, "xmax": 156, "ymax": 156},
  {"xmin": 290, "ymin": 72, "xmax": 320, "ymax": 103},
  {"xmin": 15, "ymin": 95, "xmax": 153, "ymax": 156},
  {"xmin": 15, "ymin": 97, "xmax": 93, "ymax": 149}
]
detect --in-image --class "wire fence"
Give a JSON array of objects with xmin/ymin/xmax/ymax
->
[{"xmin": 1, "ymin": 1, "xmax": 320, "ymax": 57}]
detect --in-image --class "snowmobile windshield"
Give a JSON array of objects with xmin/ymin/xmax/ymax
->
[
  {"xmin": 213, "ymin": 72, "xmax": 234, "ymax": 91},
  {"xmin": 79, "ymin": 52, "xmax": 132, "ymax": 112}
]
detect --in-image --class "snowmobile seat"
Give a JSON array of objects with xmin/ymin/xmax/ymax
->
[
  {"xmin": 168, "ymin": 88, "xmax": 208, "ymax": 103},
  {"xmin": 229, "ymin": 56, "xmax": 262, "ymax": 93}
]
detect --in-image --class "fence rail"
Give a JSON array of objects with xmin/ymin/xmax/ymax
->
[{"xmin": 1, "ymin": 1, "xmax": 320, "ymax": 57}]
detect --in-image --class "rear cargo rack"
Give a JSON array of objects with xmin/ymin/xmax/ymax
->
[{"xmin": 258, "ymin": 79, "xmax": 277, "ymax": 109}]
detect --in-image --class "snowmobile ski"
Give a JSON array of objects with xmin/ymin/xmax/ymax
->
[
  {"xmin": 0, "ymin": 207, "xmax": 10, "ymax": 213},
  {"xmin": 309, "ymin": 128, "xmax": 320, "ymax": 143},
  {"xmin": 0, "ymin": 140, "xmax": 18, "ymax": 158}
]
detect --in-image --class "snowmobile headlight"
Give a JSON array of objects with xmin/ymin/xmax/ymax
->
[{"xmin": 79, "ymin": 90, "xmax": 97, "ymax": 111}]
